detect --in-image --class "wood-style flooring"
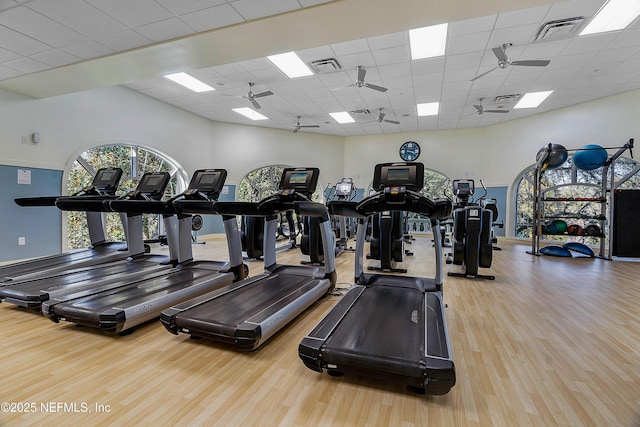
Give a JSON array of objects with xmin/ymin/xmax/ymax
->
[{"xmin": 1, "ymin": 235, "xmax": 639, "ymax": 426}]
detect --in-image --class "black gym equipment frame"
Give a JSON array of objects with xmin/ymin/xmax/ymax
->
[
  {"xmin": 298, "ymin": 162, "xmax": 455, "ymax": 395},
  {"xmin": 161, "ymin": 167, "xmax": 337, "ymax": 351},
  {"xmin": 40, "ymin": 169, "xmax": 246, "ymax": 334}
]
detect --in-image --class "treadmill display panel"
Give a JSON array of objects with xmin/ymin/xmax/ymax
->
[
  {"xmin": 136, "ymin": 172, "xmax": 171, "ymax": 199},
  {"xmin": 279, "ymin": 168, "xmax": 320, "ymax": 195},
  {"xmin": 335, "ymin": 182, "xmax": 353, "ymax": 196},
  {"xmin": 373, "ymin": 162, "xmax": 424, "ymax": 191},
  {"xmin": 92, "ymin": 168, "xmax": 123, "ymax": 193},
  {"xmin": 189, "ymin": 169, "xmax": 227, "ymax": 196}
]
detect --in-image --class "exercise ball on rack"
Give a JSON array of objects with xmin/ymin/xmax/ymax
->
[
  {"xmin": 551, "ymin": 219, "xmax": 568, "ymax": 234},
  {"xmin": 536, "ymin": 144, "xmax": 568, "ymax": 169},
  {"xmin": 584, "ymin": 224, "xmax": 602, "ymax": 237},
  {"xmin": 567, "ymin": 224, "xmax": 583, "ymax": 236},
  {"xmin": 573, "ymin": 144, "xmax": 608, "ymax": 170}
]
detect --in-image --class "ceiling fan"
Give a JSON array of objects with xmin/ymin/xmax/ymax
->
[
  {"xmin": 336, "ymin": 66, "xmax": 388, "ymax": 92},
  {"xmin": 373, "ymin": 107, "xmax": 400, "ymax": 124},
  {"xmin": 472, "ymin": 98, "xmax": 509, "ymax": 114},
  {"xmin": 292, "ymin": 116, "xmax": 320, "ymax": 133},
  {"xmin": 471, "ymin": 43, "xmax": 551, "ymax": 81},
  {"xmin": 220, "ymin": 82, "xmax": 273, "ymax": 109}
]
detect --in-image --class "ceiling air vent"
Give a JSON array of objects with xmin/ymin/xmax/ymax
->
[
  {"xmin": 350, "ymin": 109, "xmax": 371, "ymax": 120},
  {"xmin": 532, "ymin": 17, "xmax": 585, "ymax": 42},
  {"xmin": 309, "ymin": 58, "xmax": 342, "ymax": 74},
  {"xmin": 494, "ymin": 94, "xmax": 521, "ymax": 105}
]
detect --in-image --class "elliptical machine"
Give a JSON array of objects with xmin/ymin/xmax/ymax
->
[{"xmin": 446, "ymin": 179, "xmax": 495, "ymax": 280}]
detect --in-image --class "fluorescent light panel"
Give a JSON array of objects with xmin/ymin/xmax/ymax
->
[
  {"xmin": 267, "ymin": 52, "xmax": 314, "ymax": 78},
  {"xmin": 580, "ymin": 0, "xmax": 640, "ymax": 35},
  {"xmin": 329, "ymin": 112, "xmax": 355, "ymax": 123},
  {"xmin": 233, "ymin": 107, "xmax": 268, "ymax": 120},
  {"xmin": 409, "ymin": 23, "xmax": 448, "ymax": 60},
  {"xmin": 514, "ymin": 91, "xmax": 553, "ymax": 109},
  {"xmin": 164, "ymin": 72, "xmax": 214, "ymax": 92},
  {"xmin": 417, "ymin": 102, "xmax": 439, "ymax": 116}
]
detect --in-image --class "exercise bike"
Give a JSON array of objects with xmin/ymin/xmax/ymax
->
[{"xmin": 446, "ymin": 179, "xmax": 495, "ymax": 280}]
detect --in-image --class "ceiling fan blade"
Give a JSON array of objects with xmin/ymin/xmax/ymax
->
[
  {"xmin": 492, "ymin": 46, "xmax": 509, "ymax": 63},
  {"xmin": 357, "ymin": 66, "xmax": 366, "ymax": 83},
  {"xmin": 301, "ymin": 125, "xmax": 320, "ymax": 128},
  {"xmin": 363, "ymin": 82, "xmax": 388, "ymax": 92},
  {"xmin": 384, "ymin": 119, "xmax": 400, "ymax": 124},
  {"xmin": 253, "ymin": 90, "xmax": 274, "ymax": 98},
  {"xmin": 251, "ymin": 98, "xmax": 262, "ymax": 109},
  {"xmin": 511, "ymin": 59, "xmax": 550, "ymax": 67},
  {"xmin": 219, "ymin": 93, "xmax": 243, "ymax": 98},
  {"xmin": 470, "ymin": 66, "xmax": 498, "ymax": 81},
  {"xmin": 484, "ymin": 109, "xmax": 509, "ymax": 113},
  {"xmin": 473, "ymin": 105, "xmax": 483, "ymax": 113}
]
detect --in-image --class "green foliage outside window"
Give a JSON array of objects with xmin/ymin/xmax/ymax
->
[{"xmin": 67, "ymin": 145, "xmax": 185, "ymax": 249}]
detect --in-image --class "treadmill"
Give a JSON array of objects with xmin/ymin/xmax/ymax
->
[
  {"xmin": 298, "ymin": 162, "xmax": 456, "ymax": 395},
  {"xmin": 0, "ymin": 171, "xmax": 175, "ymax": 309},
  {"xmin": 1, "ymin": 167, "xmax": 129, "ymax": 283},
  {"xmin": 42, "ymin": 169, "xmax": 247, "ymax": 334},
  {"xmin": 161, "ymin": 167, "xmax": 336, "ymax": 351}
]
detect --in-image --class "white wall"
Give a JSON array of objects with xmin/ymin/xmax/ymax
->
[{"xmin": 0, "ymin": 86, "xmax": 345, "ymax": 189}]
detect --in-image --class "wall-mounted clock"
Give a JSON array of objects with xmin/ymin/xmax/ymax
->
[{"xmin": 399, "ymin": 141, "xmax": 421, "ymax": 161}]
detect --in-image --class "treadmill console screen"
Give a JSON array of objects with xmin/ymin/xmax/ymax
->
[
  {"xmin": 92, "ymin": 167, "xmax": 123, "ymax": 193},
  {"xmin": 453, "ymin": 179, "xmax": 474, "ymax": 196},
  {"xmin": 373, "ymin": 162, "xmax": 424, "ymax": 191},
  {"xmin": 335, "ymin": 181, "xmax": 353, "ymax": 196},
  {"xmin": 279, "ymin": 167, "xmax": 320, "ymax": 195},
  {"xmin": 189, "ymin": 169, "xmax": 227, "ymax": 196},
  {"xmin": 135, "ymin": 172, "xmax": 171, "ymax": 199}
]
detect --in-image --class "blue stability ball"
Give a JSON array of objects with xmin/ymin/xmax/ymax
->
[{"xmin": 573, "ymin": 144, "xmax": 608, "ymax": 170}]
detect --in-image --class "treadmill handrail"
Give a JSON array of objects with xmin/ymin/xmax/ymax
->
[
  {"xmin": 14, "ymin": 196, "xmax": 60, "ymax": 207},
  {"xmin": 354, "ymin": 189, "xmax": 451, "ymax": 219},
  {"xmin": 55, "ymin": 195, "xmax": 120, "ymax": 212}
]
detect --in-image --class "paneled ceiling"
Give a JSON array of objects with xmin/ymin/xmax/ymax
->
[{"xmin": 1, "ymin": 0, "xmax": 639, "ymax": 136}]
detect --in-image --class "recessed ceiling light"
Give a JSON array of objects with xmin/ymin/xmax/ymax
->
[
  {"xmin": 164, "ymin": 72, "xmax": 215, "ymax": 92},
  {"xmin": 580, "ymin": 0, "xmax": 640, "ymax": 35},
  {"xmin": 513, "ymin": 91, "xmax": 553, "ymax": 109},
  {"xmin": 329, "ymin": 112, "xmax": 355, "ymax": 123},
  {"xmin": 417, "ymin": 102, "xmax": 439, "ymax": 116},
  {"xmin": 233, "ymin": 107, "xmax": 268, "ymax": 120},
  {"xmin": 409, "ymin": 23, "xmax": 448, "ymax": 60},
  {"xmin": 267, "ymin": 52, "xmax": 314, "ymax": 78}
]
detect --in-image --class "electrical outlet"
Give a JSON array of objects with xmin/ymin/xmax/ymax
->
[{"xmin": 18, "ymin": 237, "xmax": 26, "ymax": 246}]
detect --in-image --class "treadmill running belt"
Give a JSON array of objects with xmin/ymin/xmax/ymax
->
[
  {"xmin": 322, "ymin": 286, "xmax": 424, "ymax": 378},
  {"xmin": 174, "ymin": 274, "xmax": 318, "ymax": 338}
]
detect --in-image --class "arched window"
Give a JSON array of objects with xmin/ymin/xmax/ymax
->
[
  {"xmin": 67, "ymin": 145, "xmax": 188, "ymax": 249},
  {"xmin": 514, "ymin": 156, "xmax": 640, "ymax": 239}
]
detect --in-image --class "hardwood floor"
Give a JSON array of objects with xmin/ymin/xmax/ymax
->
[{"xmin": 1, "ymin": 235, "xmax": 639, "ymax": 426}]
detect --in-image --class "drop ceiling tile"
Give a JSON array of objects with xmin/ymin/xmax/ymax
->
[
  {"xmin": 95, "ymin": 30, "xmax": 152, "ymax": 52},
  {"xmin": 495, "ymin": 5, "xmax": 551, "ymax": 29},
  {"xmin": 0, "ymin": 6, "xmax": 85, "ymax": 48},
  {"xmin": 60, "ymin": 39, "xmax": 114, "ymax": 59},
  {"xmin": 331, "ymin": 39, "xmax": 370, "ymax": 56},
  {"xmin": 179, "ymin": 4, "xmax": 244, "ymax": 32},
  {"xmin": 367, "ymin": 31, "xmax": 407, "ymax": 50},
  {"xmin": 0, "ymin": 46, "xmax": 20, "ymax": 62},
  {"xmin": 487, "ymin": 24, "xmax": 542, "ymax": 48},
  {"xmin": 447, "ymin": 31, "xmax": 491, "ymax": 55},
  {"xmin": 543, "ymin": 0, "xmax": 604, "ymax": 22},
  {"xmin": 445, "ymin": 51, "xmax": 485, "ymax": 70},
  {"xmin": 371, "ymin": 45, "xmax": 410, "ymax": 66},
  {"xmin": 27, "ymin": 0, "xmax": 127, "ymax": 38},
  {"xmin": 231, "ymin": 0, "xmax": 301, "ymax": 21},
  {"xmin": 0, "ymin": 25, "xmax": 50, "ymax": 56},
  {"xmin": 410, "ymin": 57, "xmax": 445, "ymax": 74},
  {"xmin": 154, "ymin": 0, "xmax": 227, "ymax": 15},
  {"xmin": 338, "ymin": 52, "xmax": 376, "ymax": 71},
  {"xmin": 3, "ymin": 56, "xmax": 48, "ymax": 73},
  {"xmin": 86, "ymin": 0, "xmax": 173, "ymax": 27},
  {"xmin": 449, "ymin": 14, "xmax": 497, "ymax": 36},
  {"xmin": 0, "ymin": 64, "xmax": 23, "ymax": 79},
  {"xmin": 133, "ymin": 18, "xmax": 195, "ymax": 42},
  {"xmin": 31, "ymin": 49, "xmax": 80, "ymax": 67},
  {"xmin": 562, "ymin": 33, "xmax": 619, "ymax": 55}
]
